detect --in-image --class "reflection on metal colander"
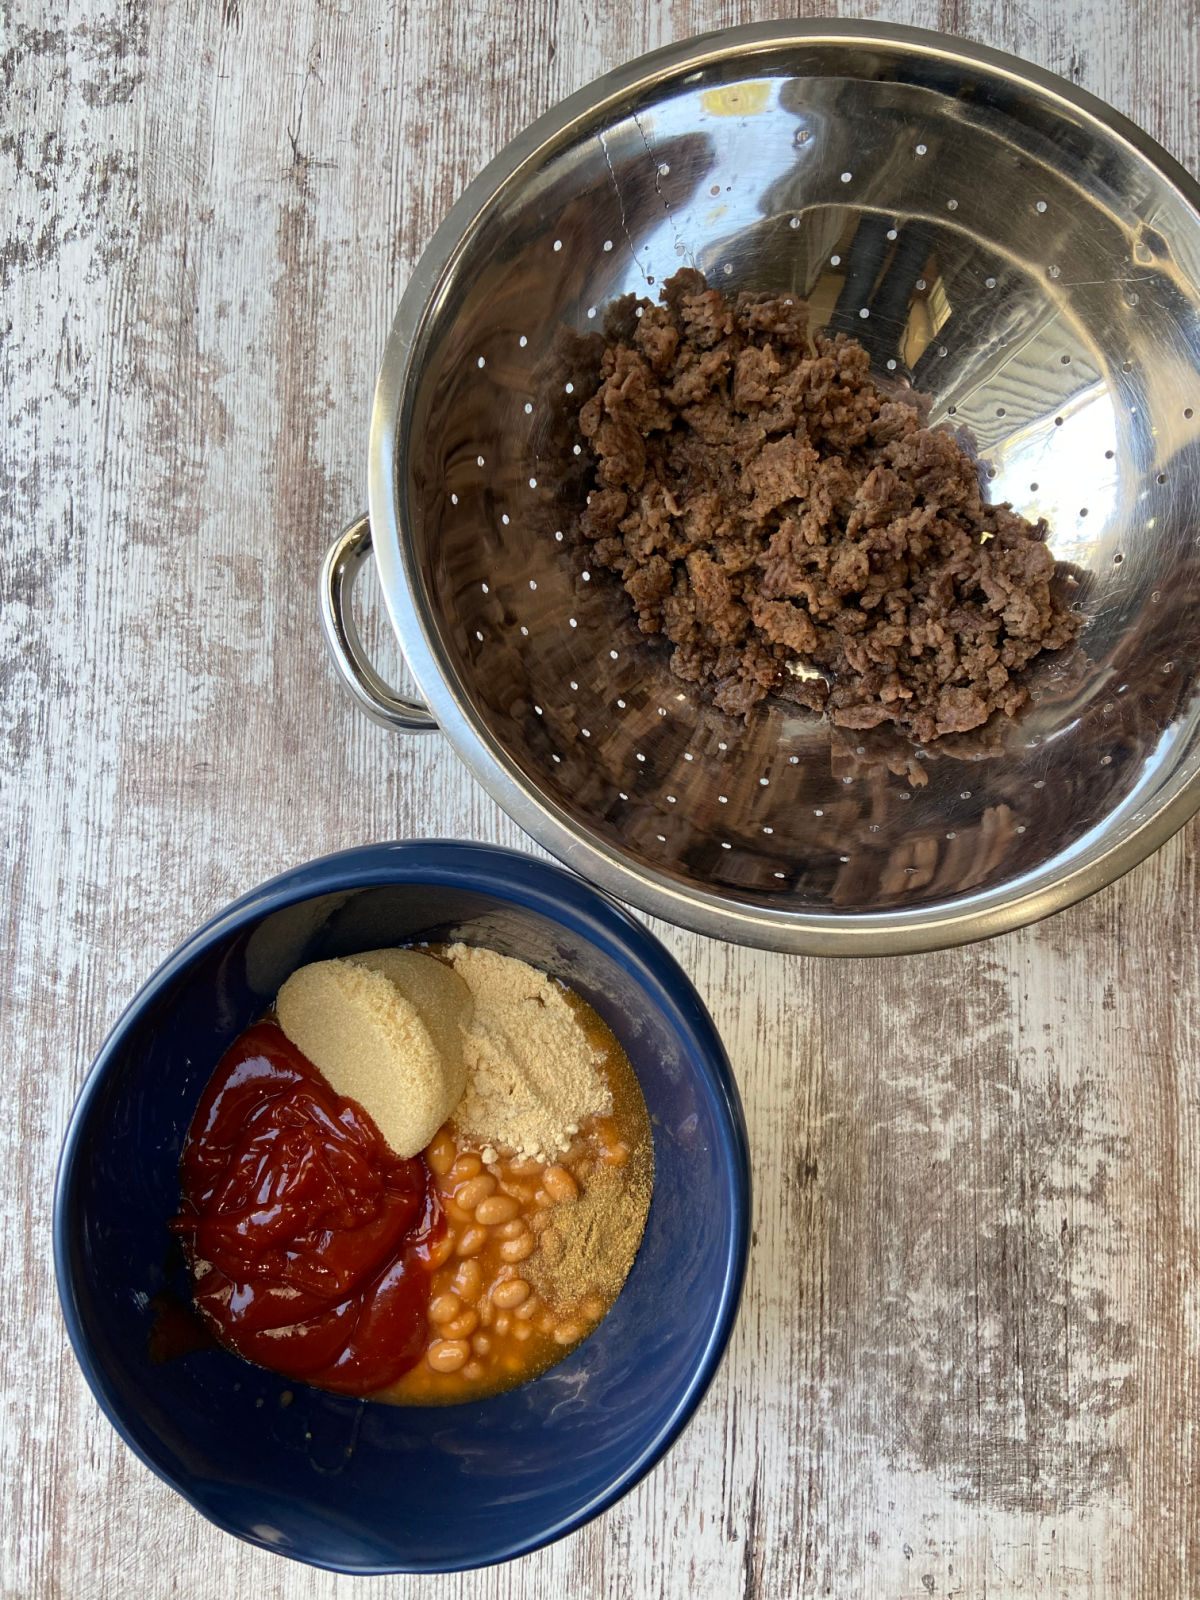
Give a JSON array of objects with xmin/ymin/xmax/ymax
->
[{"xmin": 346, "ymin": 22, "xmax": 1200, "ymax": 955}]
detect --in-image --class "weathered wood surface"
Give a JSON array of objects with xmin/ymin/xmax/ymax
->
[{"xmin": 4, "ymin": 0, "xmax": 1200, "ymax": 1594}]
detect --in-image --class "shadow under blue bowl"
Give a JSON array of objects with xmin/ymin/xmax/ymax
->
[{"xmin": 54, "ymin": 841, "xmax": 750, "ymax": 1574}]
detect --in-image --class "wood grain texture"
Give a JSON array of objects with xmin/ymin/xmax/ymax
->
[{"xmin": 4, "ymin": 0, "xmax": 1200, "ymax": 1594}]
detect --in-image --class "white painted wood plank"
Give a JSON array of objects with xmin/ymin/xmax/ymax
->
[{"xmin": 4, "ymin": 0, "xmax": 1198, "ymax": 1594}]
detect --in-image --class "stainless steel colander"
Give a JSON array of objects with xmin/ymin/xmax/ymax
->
[{"xmin": 321, "ymin": 20, "xmax": 1200, "ymax": 955}]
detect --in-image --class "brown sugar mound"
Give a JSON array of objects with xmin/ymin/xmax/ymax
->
[
  {"xmin": 574, "ymin": 269, "xmax": 1081, "ymax": 744},
  {"xmin": 275, "ymin": 952, "xmax": 472, "ymax": 1159}
]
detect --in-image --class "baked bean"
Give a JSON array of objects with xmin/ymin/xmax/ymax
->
[
  {"xmin": 491, "ymin": 1277, "xmax": 530, "ymax": 1310},
  {"xmin": 475, "ymin": 1193, "xmax": 520, "ymax": 1225},
  {"xmin": 580, "ymin": 1295, "xmax": 605, "ymax": 1321},
  {"xmin": 426, "ymin": 1234, "xmax": 454, "ymax": 1268},
  {"xmin": 472, "ymin": 1332, "xmax": 491, "ymax": 1356},
  {"xmin": 513, "ymin": 1322, "xmax": 531, "ymax": 1342},
  {"xmin": 426, "ymin": 1129, "xmax": 457, "ymax": 1176},
  {"xmin": 453, "ymin": 1259, "xmax": 483, "ymax": 1302},
  {"xmin": 514, "ymin": 1297, "xmax": 539, "ymax": 1321},
  {"xmin": 478, "ymin": 1299, "xmax": 493, "ymax": 1328},
  {"xmin": 455, "ymin": 1174, "xmax": 496, "ymax": 1210},
  {"xmin": 533, "ymin": 1189, "xmax": 551, "ymax": 1207},
  {"xmin": 537, "ymin": 1313, "xmax": 557, "ymax": 1335},
  {"xmin": 429, "ymin": 1293, "xmax": 462, "ymax": 1325},
  {"xmin": 427, "ymin": 1339, "xmax": 469, "ymax": 1373},
  {"xmin": 494, "ymin": 1312, "xmax": 511, "ymax": 1336},
  {"xmin": 444, "ymin": 1310, "xmax": 478, "ymax": 1339},
  {"xmin": 502, "ymin": 1181, "xmax": 536, "ymax": 1203},
  {"xmin": 498, "ymin": 1218, "xmax": 526, "ymax": 1239},
  {"xmin": 603, "ymin": 1142, "xmax": 629, "ymax": 1167},
  {"xmin": 542, "ymin": 1165, "xmax": 578, "ymax": 1203},
  {"xmin": 464, "ymin": 1360, "xmax": 485, "ymax": 1381},
  {"xmin": 455, "ymin": 1225, "xmax": 488, "ymax": 1258},
  {"xmin": 449, "ymin": 1153, "xmax": 482, "ymax": 1182},
  {"xmin": 553, "ymin": 1322, "xmax": 582, "ymax": 1346},
  {"xmin": 499, "ymin": 1232, "xmax": 535, "ymax": 1263},
  {"xmin": 444, "ymin": 1197, "xmax": 475, "ymax": 1225}
]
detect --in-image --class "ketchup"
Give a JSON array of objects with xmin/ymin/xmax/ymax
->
[{"xmin": 170, "ymin": 1020, "xmax": 439, "ymax": 1394}]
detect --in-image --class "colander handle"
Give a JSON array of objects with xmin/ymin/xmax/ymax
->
[{"xmin": 319, "ymin": 514, "xmax": 439, "ymax": 733}]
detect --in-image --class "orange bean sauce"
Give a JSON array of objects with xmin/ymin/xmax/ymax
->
[{"xmin": 379, "ymin": 994, "xmax": 652, "ymax": 1405}]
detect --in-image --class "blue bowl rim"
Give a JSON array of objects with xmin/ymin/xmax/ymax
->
[{"xmin": 53, "ymin": 839, "xmax": 751, "ymax": 1575}]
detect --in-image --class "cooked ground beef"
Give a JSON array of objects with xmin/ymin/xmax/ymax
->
[{"xmin": 574, "ymin": 269, "xmax": 1081, "ymax": 743}]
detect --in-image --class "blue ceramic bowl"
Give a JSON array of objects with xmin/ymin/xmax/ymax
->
[{"xmin": 54, "ymin": 842, "xmax": 749, "ymax": 1574}]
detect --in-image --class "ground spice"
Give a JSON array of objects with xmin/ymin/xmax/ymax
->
[
  {"xmin": 528, "ymin": 1160, "xmax": 653, "ymax": 1310},
  {"xmin": 446, "ymin": 943, "xmax": 612, "ymax": 1161}
]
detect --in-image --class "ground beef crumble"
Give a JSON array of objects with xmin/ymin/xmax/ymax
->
[{"xmin": 574, "ymin": 269, "xmax": 1081, "ymax": 743}]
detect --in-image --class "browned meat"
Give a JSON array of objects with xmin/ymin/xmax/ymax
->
[{"xmin": 573, "ymin": 272, "xmax": 1082, "ymax": 743}]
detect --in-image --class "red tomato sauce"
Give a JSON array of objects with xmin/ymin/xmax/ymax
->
[{"xmin": 170, "ymin": 1020, "xmax": 440, "ymax": 1394}]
